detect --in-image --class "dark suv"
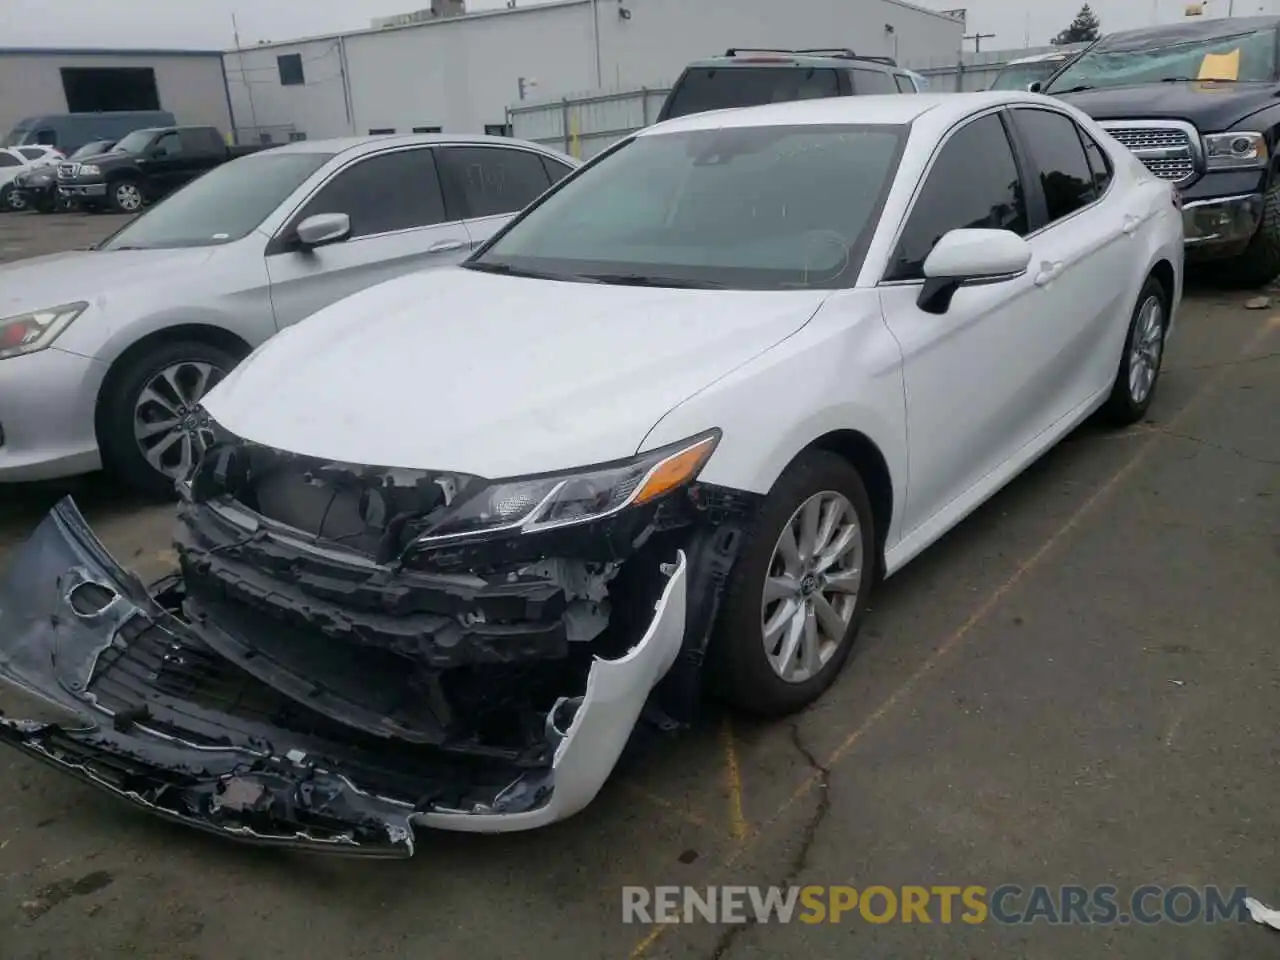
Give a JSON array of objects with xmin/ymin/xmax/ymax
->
[{"xmin": 657, "ymin": 48, "xmax": 919, "ymax": 123}]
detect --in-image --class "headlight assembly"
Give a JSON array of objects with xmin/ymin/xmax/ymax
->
[
  {"xmin": 412, "ymin": 430, "xmax": 720, "ymax": 545},
  {"xmin": 1203, "ymin": 131, "xmax": 1268, "ymax": 170},
  {"xmin": 0, "ymin": 302, "xmax": 88, "ymax": 360},
  {"xmin": 77, "ymin": 163, "xmax": 101, "ymax": 177}
]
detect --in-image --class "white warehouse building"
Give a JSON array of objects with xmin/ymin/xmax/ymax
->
[{"xmin": 222, "ymin": 0, "xmax": 963, "ymax": 147}]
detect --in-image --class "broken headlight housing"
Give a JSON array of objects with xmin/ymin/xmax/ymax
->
[{"xmin": 412, "ymin": 430, "xmax": 720, "ymax": 546}]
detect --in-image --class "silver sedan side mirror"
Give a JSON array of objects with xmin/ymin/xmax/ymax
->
[{"xmin": 295, "ymin": 212, "xmax": 351, "ymax": 249}]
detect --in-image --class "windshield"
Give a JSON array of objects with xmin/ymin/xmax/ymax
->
[
  {"xmin": 2, "ymin": 126, "xmax": 30, "ymax": 147},
  {"xmin": 469, "ymin": 123, "xmax": 906, "ymax": 290},
  {"xmin": 113, "ymin": 130, "xmax": 158, "ymax": 154},
  {"xmin": 990, "ymin": 60, "xmax": 1067, "ymax": 91},
  {"xmin": 1047, "ymin": 27, "xmax": 1277, "ymax": 92},
  {"xmin": 101, "ymin": 151, "xmax": 334, "ymax": 250},
  {"xmin": 662, "ymin": 66, "xmax": 842, "ymax": 120},
  {"xmin": 70, "ymin": 141, "xmax": 112, "ymax": 160}
]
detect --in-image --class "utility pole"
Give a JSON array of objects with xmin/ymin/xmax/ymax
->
[
  {"xmin": 963, "ymin": 32, "xmax": 996, "ymax": 53},
  {"xmin": 230, "ymin": 13, "xmax": 259, "ymax": 143}
]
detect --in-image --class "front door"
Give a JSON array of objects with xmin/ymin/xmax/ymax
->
[
  {"xmin": 265, "ymin": 145, "xmax": 473, "ymax": 330},
  {"xmin": 877, "ymin": 110, "xmax": 1061, "ymax": 537}
]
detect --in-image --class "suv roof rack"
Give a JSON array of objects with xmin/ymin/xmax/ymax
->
[{"xmin": 723, "ymin": 47, "xmax": 898, "ymax": 66}]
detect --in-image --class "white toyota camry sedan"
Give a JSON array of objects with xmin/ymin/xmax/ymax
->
[{"xmin": 0, "ymin": 92, "xmax": 1182, "ymax": 855}]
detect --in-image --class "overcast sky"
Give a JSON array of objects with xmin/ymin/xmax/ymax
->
[{"xmin": 2, "ymin": 0, "xmax": 1278, "ymax": 52}]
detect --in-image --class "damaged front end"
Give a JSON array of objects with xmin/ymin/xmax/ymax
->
[{"xmin": 0, "ymin": 434, "xmax": 756, "ymax": 855}]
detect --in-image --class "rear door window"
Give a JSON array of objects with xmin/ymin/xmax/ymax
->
[
  {"xmin": 852, "ymin": 68, "xmax": 898, "ymax": 94},
  {"xmin": 662, "ymin": 66, "xmax": 842, "ymax": 119},
  {"xmin": 1008, "ymin": 108, "xmax": 1099, "ymax": 225},
  {"xmin": 436, "ymin": 146, "xmax": 553, "ymax": 219}
]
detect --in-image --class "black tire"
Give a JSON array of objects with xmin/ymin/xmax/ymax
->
[
  {"xmin": 98, "ymin": 339, "xmax": 239, "ymax": 499},
  {"xmin": 107, "ymin": 178, "xmax": 145, "ymax": 214},
  {"xmin": 1102, "ymin": 274, "xmax": 1169, "ymax": 426},
  {"xmin": 708, "ymin": 450, "xmax": 877, "ymax": 717},
  {"xmin": 1220, "ymin": 181, "xmax": 1280, "ymax": 288},
  {"xmin": 5, "ymin": 187, "xmax": 28, "ymax": 212},
  {"xmin": 0, "ymin": 183, "xmax": 14, "ymax": 211}
]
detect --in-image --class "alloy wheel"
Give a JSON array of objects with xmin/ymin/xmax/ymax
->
[
  {"xmin": 7, "ymin": 189, "xmax": 26, "ymax": 211},
  {"xmin": 115, "ymin": 183, "xmax": 143, "ymax": 211},
  {"xmin": 132, "ymin": 361, "xmax": 226, "ymax": 482},
  {"xmin": 760, "ymin": 490, "xmax": 865, "ymax": 684},
  {"xmin": 1129, "ymin": 295, "xmax": 1164, "ymax": 405}
]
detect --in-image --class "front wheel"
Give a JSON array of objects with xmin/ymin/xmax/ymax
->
[
  {"xmin": 1219, "ymin": 182, "xmax": 1280, "ymax": 288},
  {"xmin": 108, "ymin": 179, "xmax": 145, "ymax": 213},
  {"xmin": 709, "ymin": 451, "xmax": 876, "ymax": 717},
  {"xmin": 0, "ymin": 183, "xmax": 15, "ymax": 211},
  {"xmin": 98, "ymin": 340, "xmax": 239, "ymax": 499}
]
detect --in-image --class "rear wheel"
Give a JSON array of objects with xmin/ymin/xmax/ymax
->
[
  {"xmin": 98, "ymin": 339, "xmax": 239, "ymax": 499},
  {"xmin": 709, "ymin": 451, "xmax": 876, "ymax": 717},
  {"xmin": 1102, "ymin": 275, "xmax": 1168, "ymax": 425}
]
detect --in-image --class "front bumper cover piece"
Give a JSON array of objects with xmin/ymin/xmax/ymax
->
[{"xmin": 0, "ymin": 499, "xmax": 687, "ymax": 855}]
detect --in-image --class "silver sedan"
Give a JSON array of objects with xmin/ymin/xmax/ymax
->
[{"xmin": 0, "ymin": 133, "xmax": 577, "ymax": 496}]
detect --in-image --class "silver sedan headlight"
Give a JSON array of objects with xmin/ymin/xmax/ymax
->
[
  {"xmin": 1203, "ymin": 131, "xmax": 1268, "ymax": 170},
  {"xmin": 412, "ymin": 431, "xmax": 720, "ymax": 545},
  {"xmin": 0, "ymin": 303, "xmax": 88, "ymax": 360}
]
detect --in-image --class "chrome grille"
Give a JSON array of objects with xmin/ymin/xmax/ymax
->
[
  {"xmin": 57, "ymin": 162, "xmax": 79, "ymax": 179},
  {"xmin": 1101, "ymin": 122, "xmax": 1199, "ymax": 184}
]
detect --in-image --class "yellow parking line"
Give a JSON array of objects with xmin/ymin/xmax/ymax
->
[
  {"xmin": 721, "ymin": 716, "xmax": 749, "ymax": 842},
  {"xmin": 628, "ymin": 317, "xmax": 1279, "ymax": 958}
]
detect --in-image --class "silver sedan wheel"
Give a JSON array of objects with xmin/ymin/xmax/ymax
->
[
  {"xmin": 1129, "ymin": 295, "xmax": 1164, "ymax": 405},
  {"xmin": 114, "ymin": 182, "xmax": 143, "ymax": 211},
  {"xmin": 133, "ymin": 361, "xmax": 226, "ymax": 481},
  {"xmin": 761, "ymin": 491, "xmax": 864, "ymax": 684}
]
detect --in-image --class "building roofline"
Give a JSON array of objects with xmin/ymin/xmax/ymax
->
[
  {"xmin": 222, "ymin": 0, "xmax": 591, "ymax": 52},
  {"xmin": 881, "ymin": 0, "xmax": 968, "ymax": 26},
  {"xmin": 0, "ymin": 47, "xmax": 224, "ymax": 57}
]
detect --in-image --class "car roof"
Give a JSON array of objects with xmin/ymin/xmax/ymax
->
[
  {"xmin": 260, "ymin": 132, "xmax": 578, "ymax": 162},
  {"xmin": 682, "ymin": 49, "xmax": 898, "ymax": 71},
  {"xmin": 641, "ymin": 90, "xmax": 1042, "ymax": 136}
]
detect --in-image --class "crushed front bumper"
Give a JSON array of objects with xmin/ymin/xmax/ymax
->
[
  {"xmin": 0, "ymin": 499, "xmax": 687, "ymax": 855},
  {"xmin": 1182, "ymin": 192, "xmax": 1264, "ymax": 256}
]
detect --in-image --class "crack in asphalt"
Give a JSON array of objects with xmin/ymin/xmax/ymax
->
[
  {"xmin": 708, "ymin": 721, "xmax": 832, "ymax": 960},
  {"xmin": 1153, "ymin": 425, "xmax": 1280, "ymax": 467}
]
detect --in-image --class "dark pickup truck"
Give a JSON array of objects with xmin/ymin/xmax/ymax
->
[
  {"xmin": 1038, "ymin": 16, "xmax": 1280, "ymax": 287},
  {"xmin": 57, "ymin": 125, "xmax": 267, "ymax": 213}
]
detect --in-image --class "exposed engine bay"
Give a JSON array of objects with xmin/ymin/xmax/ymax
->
[{"xmin": 0, "ymin": 437, "xmax": 756, "ymax": 855}]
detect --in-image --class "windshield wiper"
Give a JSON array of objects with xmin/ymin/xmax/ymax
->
[
  {"xmin": 461, "ymin": 260, "xmax": 600, "ymax": 283},
  {"xmin": 580, "ymin": 273, "xmax": 726, "ymax": 289},
  {"xmin": 1055, "ymin": 84, "xmax": 1094, "ymax": 93},
  {"xmin": 1160, "ymin": 76, "xmax": 1240, "ymax": 83}
]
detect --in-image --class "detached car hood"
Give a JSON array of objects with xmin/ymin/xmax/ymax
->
[
  {"xmin": 1054, "ymin": 81, "xmax": 1279, "ymax": 130},
  {"xmin": 204, "ymin": 266, "xmax": 829, "ymax": 476},
  {"xmin": 0, "ymin": 247, "xmax": 217, "ymax": 317}
]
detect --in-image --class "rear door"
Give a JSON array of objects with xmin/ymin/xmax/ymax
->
[
  {"xmin": 434, "ymin": 145, "xmax": 573, "ymax": 247},
  {"xmin": 264, "ymin": 145, "xmax": 472, "ymax": 329},
  {"xmin": 1004, "ymin": 106, "xmax": 1139, "ymax": 407}
]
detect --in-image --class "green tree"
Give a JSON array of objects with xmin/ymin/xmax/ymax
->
[{"xmin": 1052, "ymin": 3, "xmax": 1101, "ymax": 45}]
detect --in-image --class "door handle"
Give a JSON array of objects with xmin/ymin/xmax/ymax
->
[
  {"xmin": 1034, "ymin": 260, "xmax": 1064, "ymax": 286},
  {"xmin": 1122, "ymin": 214, "xmax": 1141, "ymax": 236},
  {"xmin": 427, "ymin": 238, "xmax": 467, "ymax": 254}
]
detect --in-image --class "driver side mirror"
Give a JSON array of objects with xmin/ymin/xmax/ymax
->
[
  {"xmin": 294, "ymin": 212, "xmax": 351, "ymax": 250},
  {"xmin": 917, "ymin": 228, "xmax": 1032, "ymax": 315},
  {"xmin": 1027, "ymin": 80, "xmax": 1043, "ymax": 93}
]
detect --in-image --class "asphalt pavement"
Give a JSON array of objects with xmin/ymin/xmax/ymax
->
[{"xmin": 0, "ymin": 209, "xmax": 1277, "ymax": 959}]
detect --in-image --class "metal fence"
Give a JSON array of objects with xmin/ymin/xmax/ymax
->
[{"xmin": 507, "ymin": 44, "xmax": 1091, "ymax": 158}]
